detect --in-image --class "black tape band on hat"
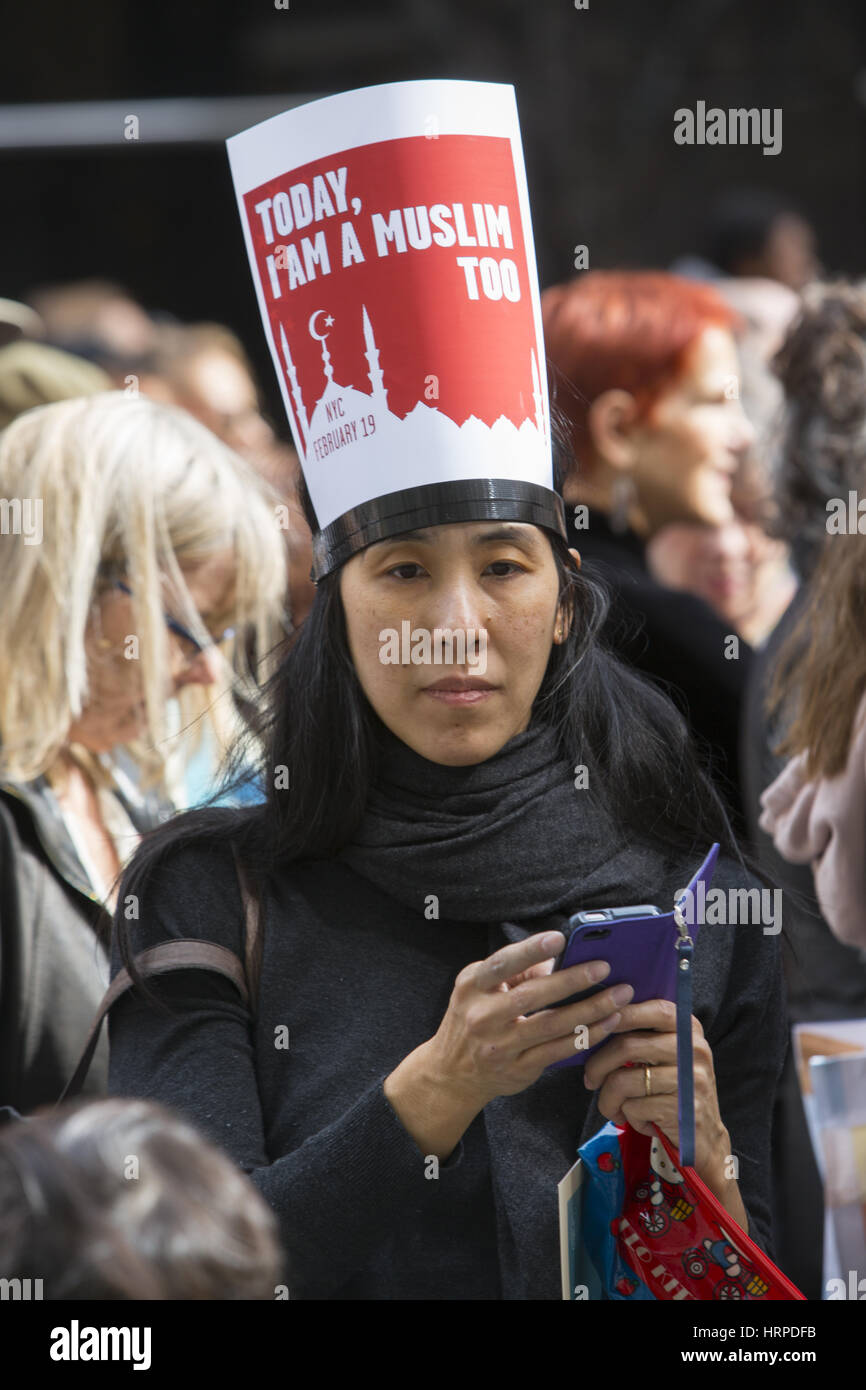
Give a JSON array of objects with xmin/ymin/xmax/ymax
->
[{"xmin": 311, "ymin": 478, "xmax": 567, "ymax": 580}]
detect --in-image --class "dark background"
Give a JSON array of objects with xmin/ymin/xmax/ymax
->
[{"xmin": 1, "ymin": 0, "xmax": 863, "ymax": 421}]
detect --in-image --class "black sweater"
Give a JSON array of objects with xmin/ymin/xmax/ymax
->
[
  {"xmin": 570, "ymin": 508, "xmax": 752, "ymax": 834},
  {"xmin": 108, "ymin": 836, "xmax": 788, "ymax": 1300}
]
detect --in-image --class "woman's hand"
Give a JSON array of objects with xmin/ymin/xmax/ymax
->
[
  {"xmin": 426, "ymin": 931, "xmax": 636, "ymax": 1106},
  {"xmin": 582, "ymin": 1000, "xmax": 749, "ymax": 1231},
  {"xmin": 384, "ymin": 931, "xmax": 634, "ymax": 1159}
]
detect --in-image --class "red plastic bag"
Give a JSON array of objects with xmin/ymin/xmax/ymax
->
[{"xmin": 611, "ymin": 1124, "xmax": 805, "ymax": 1301}]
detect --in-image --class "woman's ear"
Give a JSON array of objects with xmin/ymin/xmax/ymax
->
[
  {"xmin": 587, "ymin": 388, "xmax": 640, "ymax": 472},
  {"xmin": 553, "ymin": 556, "xmax": 580, "ymax": 643},
  {"xmin": 553, "ymin": 601, "xmax": 572, "ymax": 643}
]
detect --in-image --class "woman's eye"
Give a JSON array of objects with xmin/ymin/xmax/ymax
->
[
  {"xmin": 387, "ymin": 562, "xmax": 426, "ymax": 579},
  {"xmin": 485, "ymin": 560, "xmax": 523, "ymax": 577},
  {"xmin": 385, "ymin": 559, "xmax": 524, "ymax": 579}
]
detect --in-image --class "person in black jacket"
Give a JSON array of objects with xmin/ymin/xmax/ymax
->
[
  {"xmin": 542, "ymin": 271, "xmax": 757, "ymax": 833},
  {"xmin": 0, "ymin": 391, "xmax": 288, "ymax": 1113},
  {"xmin": 0, "ymin": 757, "xmax": 170, "ymax": 1115},
  {"xmin": 108, "ymin": 435, "xmax": 789, "ymax": 1300}
]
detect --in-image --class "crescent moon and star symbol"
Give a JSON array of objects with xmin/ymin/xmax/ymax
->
[
  {"xmin": 308, "ymin": 309, "xmax": 336, "ymax": 382},
  {"xmin": 308, "ymin": 310, "xmax": 335, "ymax": 341}
]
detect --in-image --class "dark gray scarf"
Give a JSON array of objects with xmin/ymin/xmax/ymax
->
[{"xmin": 338, "ymin": 716, "xmax": 680, "ymax": 923}]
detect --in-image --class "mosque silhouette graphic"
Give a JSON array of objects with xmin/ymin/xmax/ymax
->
[{"xmin": 276, "ymin": 303, "xmax": 550, "ymax": 528}]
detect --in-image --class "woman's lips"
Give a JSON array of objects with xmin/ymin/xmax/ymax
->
[
  {"xmin": 712, "ymin": 459, "xmax": 738, "ymax": 485},
  {"xmin": 424, "ymin": 688, "xmax": 495, "ymax": 705},
  {"xmin": 422, "ymin": 678, "xmax": 496, "ymax": 706}
]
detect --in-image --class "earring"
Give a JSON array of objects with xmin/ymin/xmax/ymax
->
[{"xmin": 610, "ymin": 474, "xmax": 636, "ymax": 535}]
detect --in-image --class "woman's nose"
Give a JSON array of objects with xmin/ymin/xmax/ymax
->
[
  {"xmin": 715, "ymin": 522, "xmax": 750, "ymax": 562},
  {"xmin": 174, "ymin": 647, "xmax": 221, "ymax": 689},
  {"xmin": 424, "ymin": 576, "xmax": 484, "ymax": 635},
  {"xmin": 729, "ymin": 402, "xmax": 756, "ymax": 456}
]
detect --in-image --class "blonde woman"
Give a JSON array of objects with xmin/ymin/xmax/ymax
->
[{"xmin": 0, "ymin": 392, "xmax": 288, "ymax": 1115}]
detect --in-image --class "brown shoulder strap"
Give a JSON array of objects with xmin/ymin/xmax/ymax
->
[
  {"xmin": 57, "ymin": 939, "xmax": 249, "ymax": 1106},
  {"xmin": 59, "ymin": 845, "xmax": 265, "ymax": 1107}
]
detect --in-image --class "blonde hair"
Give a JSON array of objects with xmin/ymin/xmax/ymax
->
[{"xmin": 0, "ymin": 391, "xmax": 289, "ymax": 787}]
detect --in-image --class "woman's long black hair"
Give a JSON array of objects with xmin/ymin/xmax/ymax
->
[{"xmin": 115, "ymin": 419, "xmax": 746, "ymax": 975}]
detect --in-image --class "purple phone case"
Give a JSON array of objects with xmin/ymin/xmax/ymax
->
[{"xmin": 547, "ymin": 843, "xmax": 719, "ymax": 1071}]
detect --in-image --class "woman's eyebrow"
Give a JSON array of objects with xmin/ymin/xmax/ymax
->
[
  {"xmin": 472, "ymin": 527, "xmax": 538, "ymax": 551},
  {"xmin": 367, "ymin": 529, "xmax": 431, "ymax": 548},
  {"xmin": 369, "ymin": 526, "xmax": 538, "ymax": 552}
]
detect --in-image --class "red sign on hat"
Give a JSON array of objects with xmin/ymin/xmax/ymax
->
[{"xmin": 228, "ymin": 80, "xmax": 560, "ymax": 575}]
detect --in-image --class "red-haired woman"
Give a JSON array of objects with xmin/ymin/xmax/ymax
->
[{"xmin": 543, "ymin": 271, "xmax": 755, "ymax": 831}]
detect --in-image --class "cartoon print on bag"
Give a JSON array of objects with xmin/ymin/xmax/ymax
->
[
  {"xmin": 682, "ymin": 1226, "xmax": 770, "ymax": 1300},
  {"xmin": 633, "ymin": 1135, "xmax": 696, "ymax": 1235}
]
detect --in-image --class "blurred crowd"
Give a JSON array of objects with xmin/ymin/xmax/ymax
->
[{"xmin": 1, "ymin": 185, "xmax": 864, "ymax": 1300}]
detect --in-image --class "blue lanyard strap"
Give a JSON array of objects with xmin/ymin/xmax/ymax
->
[{"xmin": 674, "ymin": 900, "xmax": 696, "ymax": 1168}]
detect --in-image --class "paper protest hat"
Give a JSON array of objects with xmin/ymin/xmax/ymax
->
[{"xmin": 227, "ymin": 79, "xmax": 565, "ymax": 579}]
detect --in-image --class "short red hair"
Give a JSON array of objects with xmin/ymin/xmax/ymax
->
[{"xmin": 542, "ymin": 271, "xmax": 742, "ymax": 459}]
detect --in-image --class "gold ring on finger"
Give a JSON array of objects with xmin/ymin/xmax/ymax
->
[{"xmin": 644, "ymin": 1065, "xmax": 652, "ymax": 1097}]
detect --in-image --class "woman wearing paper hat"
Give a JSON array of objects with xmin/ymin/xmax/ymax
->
[{"xmin": 107, "ymin": 82, "xmax": 787, "ymax": 1299}]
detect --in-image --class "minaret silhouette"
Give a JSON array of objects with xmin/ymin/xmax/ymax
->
[
  {"xmin": 279, "ymin": 324, "xmax": 310, "ymax": 447},
  {"xmin": 362, "ymin": 305, "xmax": 389, "ymax": 410},
  {"xmin": 318, "ymin": 325, "xmax": 336, "ymax": 384},
  {"xmin": 531, "ymin": 349, "xmax": 544, "ymax": 437}
]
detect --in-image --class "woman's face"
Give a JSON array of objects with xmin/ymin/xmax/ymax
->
[
  {"xmin": 645, "ymin": 520, "xmax": 752, "ymax": 617},
  {"xmin": 645, "ymin": 516, "xmax": 793, "ymax": 637},
  {"xmin": 66, "ymin": 550, "xmax": 236, "ymax": 753},
  {"xmin": 339, "ymin": 522, "xmax": 575, "ymax": 766},
  {"xmin": 628, "ymin": 326, "xmax": 755, "ymax": 532},
  {"xmin": 177, "ymin": 350, "xmax": 274, "ymax": 459}
]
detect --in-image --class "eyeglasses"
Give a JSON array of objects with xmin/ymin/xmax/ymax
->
[{"xmin": 114, "ymin": 580, "xmax": 235, "ymax": 660}]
